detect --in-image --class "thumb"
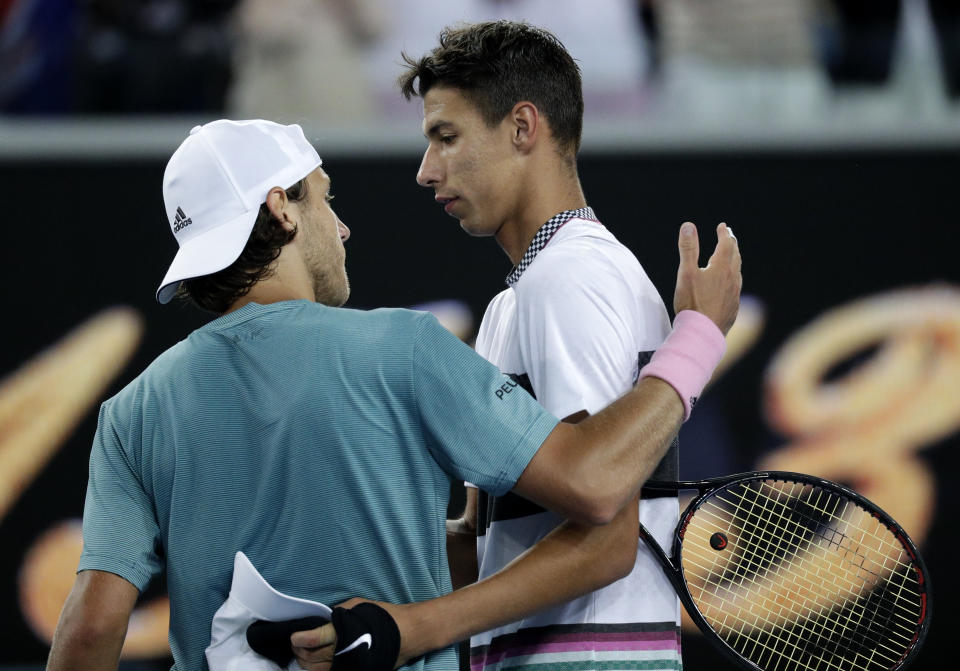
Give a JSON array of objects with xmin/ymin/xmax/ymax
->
[
  {"xmin": 677, "ymin": 222, "xmax": 700, "ymax": 271},
  {"xmin": 291, "ymin": 623, "xmax": 337, "ymax": 648}
]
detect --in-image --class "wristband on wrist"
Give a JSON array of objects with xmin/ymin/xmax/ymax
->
[
  {"xmin": 331, "ymin": 603, "xmax": 401, "ymax": 671},
  {"xmin": 638, "ymin": 310, "xmax": 726, "ymax": 421}
]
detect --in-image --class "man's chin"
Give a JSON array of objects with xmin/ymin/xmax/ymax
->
[
  {"xmin": 335, "ymin": 283, "xmax": 351, "ymax": 307},
  {"xmin": 459, "ymin": 220, "xmax": 494, "ymax": 238},
  {"xmin": 317, "ymin": 279, "xmax": 350, "ymax": 308}
]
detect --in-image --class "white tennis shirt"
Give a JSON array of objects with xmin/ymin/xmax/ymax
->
[{"xmin": 470, "ymin": 213, "xmax": 682, "ymax": 671}]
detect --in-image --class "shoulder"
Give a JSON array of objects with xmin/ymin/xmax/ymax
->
[
  {"xmin": 480, "ymin": 288, "xmax": 515, "ymax": 324},
  {"xmin": 98, "ymin": 333, "xmax": 200, "ymax": 427},
  {"xmin": 476, "ymin": 288, "xmax": 516, "ymax": 353},
  {"xmin": 333, "ymin": 305, "xmax": 436, "ymax": 334},
  {"xmin": 279, "ymin": 301, "xmax": 432, "ymax": 333},
  {"xmin": 107, "ymin": 305, "xmax": 439, "ymax": 403},
  {"xmin": 516, "ymin": 222, "xmax": 670, "ymax": 339},
  {"xmin": 275, "ymin": 302, "xmax": 442, "ymax": 348},
  {"xmin": 349, "ymin": 307, "xmax": 466, "ymax": 354},
  {"xmin": 520, "ymin": 223, "xmax": 648, "ymax": 299}
]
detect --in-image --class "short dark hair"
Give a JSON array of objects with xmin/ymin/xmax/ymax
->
[
  {"xmin": 398, "ymin": 20, "xmax": 584, "ymax": 155},
  {"xmin": 176, "ymin": 179, "xmax": 307, "ymax": 314}
]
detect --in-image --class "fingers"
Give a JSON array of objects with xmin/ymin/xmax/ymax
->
[
  {"xmin": 677, "ymin": 221, "xmax": 700, "ymax": 271},
  {"xmin": 682, "ymin": 221, "xmax": 740, "ymax": 273},
  {"xmin": 721, "ymin": 223, "xmax": 742, "ymax": 277},
  {"xmin": 705, "ymin": 222, "xmax": 737, "ymax": 266},
  {"xmin": 292, "ymin": 643, "xmax": 335, "ymax": 670},
  {"xmin": 732, "ymin": 241, "xmax": 742, "ymax": 277},
  {"xmin": 292, "ymin": 623, "xmax": 336, "ymax": 671},
  {"xmin": 291, "ymin": 622, "xmax": 337, "ymax": 649},
  {"xmin": 293, "ymin": 649, "xmax": 334, "ymax": 671}
]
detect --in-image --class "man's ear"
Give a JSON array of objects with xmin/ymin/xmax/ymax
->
[
  {"xmin": 511, "ymin": 101, "xmax": 540, "ymax": 153},
  {"xmin": 265, "ymin": 186, "xmax": 297, "ymax": 233}
]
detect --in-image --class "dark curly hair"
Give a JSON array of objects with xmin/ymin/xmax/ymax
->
[
  {"xmin": 176, "ymin": 178, "xmax": 307, "ymax": 314},
  {"xmin": 398, "ymin": 20, "xmax": 584, "ymax": 155}
]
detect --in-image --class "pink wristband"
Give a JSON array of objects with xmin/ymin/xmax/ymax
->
[{"xmin": 639, "ymin": 310, "xmax": 726, "ymax": 421}]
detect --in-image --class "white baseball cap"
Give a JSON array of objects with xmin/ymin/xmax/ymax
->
[{"xmin": 157, "ymin": 119, "xmax": 323, "ymax": 304}]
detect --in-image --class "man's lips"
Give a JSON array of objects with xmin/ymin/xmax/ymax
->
[{"xmin": 436, "ymin": 196, "xmax": 459, "ymax": 214}]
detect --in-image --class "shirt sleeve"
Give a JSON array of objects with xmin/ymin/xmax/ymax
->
[
  {"xmin": 515, "ymin": 250, "xmax": 647, "ymax": 419},
  {"xmin": 412, "ymin": 314, "xmax": 559, "ymax": 496},
  {"xmin": 78, "ymin": 402, "xmax": 164, "ymax": 591}
]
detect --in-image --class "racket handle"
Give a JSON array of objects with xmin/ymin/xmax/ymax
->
[{"xmin": 639, "ymin": 310, "xmax": 726, "ymax": 420}]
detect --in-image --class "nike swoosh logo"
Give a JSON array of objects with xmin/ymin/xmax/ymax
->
[{"xmin": 335, "ymin": 633, "xmax": 372, "ymax": 656}]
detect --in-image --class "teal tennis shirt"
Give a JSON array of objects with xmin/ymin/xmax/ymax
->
[{"xmin": 79, "ymin": 300, "xmax": 558, "ymax": 671}]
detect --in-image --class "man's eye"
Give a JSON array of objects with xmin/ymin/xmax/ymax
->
[{"xmin": 440, "ymin": 135, "xmax": 456, "ymax": 145}]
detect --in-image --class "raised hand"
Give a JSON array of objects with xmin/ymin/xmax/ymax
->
[{"xmin": 673, "ymin": 222, "xmax": 741, "ymax": 335}]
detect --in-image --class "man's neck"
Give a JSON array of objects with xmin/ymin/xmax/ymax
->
[
  {"xmin": 225, "ymin": 284, "xmax": 310, "ymax": 314},
  {"xmin": 225, "ymin": 248, "xmax": 316, "ymax": 314},
  {"xmin": 495, "ymin": 176, "xmax": 587, "ymax": 266}
]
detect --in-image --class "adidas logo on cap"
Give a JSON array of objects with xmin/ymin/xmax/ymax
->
[{"xmin": 173, "ymin": 206, "xmax": 193, "ymax": 233}]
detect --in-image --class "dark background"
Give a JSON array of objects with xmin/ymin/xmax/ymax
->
[{"xmin": 1, "ymin": 147, "xmax": 957, "ymax": 669}]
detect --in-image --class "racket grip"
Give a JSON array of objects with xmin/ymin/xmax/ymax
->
[{"xmin": 639, "ymin": 310, "xmax": 726, "ymax": 421}]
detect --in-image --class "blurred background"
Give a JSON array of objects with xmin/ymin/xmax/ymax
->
[{"xmin": 1, "ymin": 1, "xmax": 958, "ymax": 670}]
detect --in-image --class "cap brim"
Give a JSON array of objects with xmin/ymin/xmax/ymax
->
[
  {"xmin": 230, "ymin": 552, "xmax": 332, "ymax": 621},
  {"xmin": 156, "ymin": 208, "xmax": 259, "ymax": 304}
]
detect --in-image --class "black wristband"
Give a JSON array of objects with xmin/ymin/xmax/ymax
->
[{"xmin": 330, "ymin": 604, "xmax": 401, "ymax": 671}]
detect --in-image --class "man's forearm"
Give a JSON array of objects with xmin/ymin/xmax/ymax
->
[
  {"xmin": 513, "ymin": 377, "xmax": 683, "ymax": 526},
  {"xmin": 399, "ymin": 495, "xmax": 640, "ymax": 662},
  {"xmin": 46, "ymin": 570, "xmax": 138, "ymax": 671},
  {"xmin": 47, "ymin": 625, "xmax": 127, "ymax": 671}
]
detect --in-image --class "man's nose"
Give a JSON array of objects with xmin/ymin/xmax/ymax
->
[{"xmin": 416, "ymin": 145, "xmax": 440, "ymax": 187}]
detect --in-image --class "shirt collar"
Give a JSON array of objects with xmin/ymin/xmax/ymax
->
[{"xmin": 505, "ymin": 207, "xmax": 597, "ymax": 286}]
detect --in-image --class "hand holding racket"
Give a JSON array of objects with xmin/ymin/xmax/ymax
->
[{"xmin": 640, "ymin": 471, "xmax": 931, "ymax": 671}]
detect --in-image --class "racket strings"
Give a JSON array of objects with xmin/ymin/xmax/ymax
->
[
  {"xmin": 685, "ymin": 551, "xmax": 906, "ymax": 670},
  {"xmin": 728, "ymin": 562, "xmax": 915, "ymax": 671},
  {"xmin": 723, "ymin": 484, "xmax": 919, "ymax": 580},
  {"xmin": 689, "ymin": 498, "xmax": 916, "ymax": 627},
  {"xmin": 712, "ymin": 490, "xmax": 918, "ymax": 633},
  {"xmin": 692, "ymin": 484, "xmax": 920, "ymax": 652},
  {"xmin": 681, "ymin": 479, "xmax": 924, "ymax": 671},
  {"xmin": 719, "ymin": 484, "xmax": 916, "ymax": 589},
  {"xmin": 684, "ymin": 541, "xmax": 913, "ymax": 669},
  {"xmin": 712, "ymin": 484, "xmax": 923, "ymax": 617},
  {"xmin": 688, "ymin": 483, "xmax": 920, "ymax": 669},
  {"xmin": 684, "ymin": 514, "xmax": 915, "ymax": 669}
]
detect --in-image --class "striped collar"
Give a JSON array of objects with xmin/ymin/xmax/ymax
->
[{"xmin": 505, "ymin": 207, "xmax": 597, "ymax": 286}]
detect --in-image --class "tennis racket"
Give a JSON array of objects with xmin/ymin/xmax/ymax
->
[{"xmin": 639, "ymin": 471, "xmax": 930, "ymax": 671}]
